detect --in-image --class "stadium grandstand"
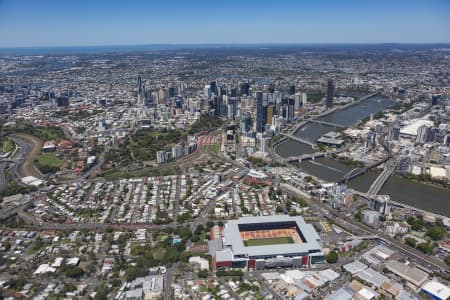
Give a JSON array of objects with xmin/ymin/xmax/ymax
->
[{"xmin": 209, "ymin": 215, "xmax": 323, "ymax": 270}]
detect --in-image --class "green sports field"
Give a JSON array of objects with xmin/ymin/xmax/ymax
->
[{"xmin": 243, "ymin": 236, "xmax": 294, "ymax": 247}]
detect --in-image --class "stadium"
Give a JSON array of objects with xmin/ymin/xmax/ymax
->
[{"xmin": 210, "ymin": 215, "xmax": 323, "ymax": 270}]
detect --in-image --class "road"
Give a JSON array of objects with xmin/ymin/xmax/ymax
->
[
  {"xmin": 367, "ymin": 159, "xmax": 396, "ymax": 196},
  {"xmin": 164, "ymin": 263, "xmax": 178, "ymax": 300},
  {"xmin": 0, "ymin": 134, "xmax": 41, "ymax": 191}
]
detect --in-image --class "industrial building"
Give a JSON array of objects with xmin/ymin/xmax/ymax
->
[
  {"xmin": 385, "ymin": 260, "xmax": 429, "ymax": 289},
  {"xmin": 421, "ymin": 281, "xmax": 450, "ymax": 300}
]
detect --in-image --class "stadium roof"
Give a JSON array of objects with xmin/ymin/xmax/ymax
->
[{"xmin": 222, "ymin": 215, "xmax": 321, "ymax": 258}]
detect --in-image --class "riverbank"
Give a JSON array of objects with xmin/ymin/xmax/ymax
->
[
  {"xmin": 275, "ymin": 95, "xmax": 394, "ymax": 158},
  {"xmin": 401, "ymin": 173, "xmax": 450, "ymax": 190}
]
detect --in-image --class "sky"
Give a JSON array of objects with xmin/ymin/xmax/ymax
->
[{"xmin": 0, "ymin": 0, "xmax": 449, "ymax": 47}]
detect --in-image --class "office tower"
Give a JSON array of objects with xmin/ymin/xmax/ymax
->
[
  {"xmin": 416, "ymin": 125, "xmax": 430, "ymax": 144},
  {"xmin": 326, "ymin": 79, "xmax": 334, "ymax": 109},
  {"xmin": 137, "ymin": 75, "xmax": 144, "ymax": 104},
  {"xmin": 443, "ymin": 134, "xmax": 450, "ymax": 147},
  {"xmin": 168, "ymin": 86, "xmax": 176, "ymax": 98},
  {"xmin": 240, "ymin": 82, "xmax": 250, "ymax": 96},
  {"xmin": 56, "ymin": 96, "xmax": 69, "ymax": 107},
  {"xmin": 212, "ymin": 96, "xmax": 221, "ymax": 116},
  {"xmin": 289, "ymin": 84, "xmax": 296, "ymax": 95},
  {"xmin": 229, "ymin": 87, "xmax": 237, "ymax": 97},
  {"xmin": 351, "ymin": 76, "xmax": 359, "ymax": 88},
  {"xmin": 294, "ymin": 93, "xmax": 302, "ymax": 111},
  {"xmin": 286, "ymin": 98, "xmax": 295, "ymax": 121},
  {"xmin": 431, "ymin": 95, "xmax": 439, "ymax": 106},
  {"xmin": 227, "ymin": 97, "xmax": 237, "ymax": 120},
  {"xmin": 428, "ymin": 127, "xmax": 440, "ymax": 143},
  {"xmin": 266, "ymin": 105, "xmax": 274, "ymax": 126},
  {"xmin": 301, "ymin": 93, "xmax": 307, "ymax": 107},
  {"xmin": 365, "ymin": 131, "xmax": 376, "ymax": 149},
  {"xmin": 172, "ymin": 144, "xmax": 184, "ymax": 159},
  {"xmin": 256, "ymin": 91, "xmax": 264, "ymax": 133},
  {"xmin": 369, "ymin": 195, "xmax": 391, "ymax": 215},
  {"xmin": 204, "ymin": 84, "xmax": 211, "ymax": 97},
  {"xmin": 388, "ymin": 126, "xmax": 400, "ymax": 141},
  {"xmin": 210, "ymin": 81, "xmax": 217, "ymax": 95},
  {"xmin": 240, "ymin": 112, "xmax": 252, "ymax": 133}
]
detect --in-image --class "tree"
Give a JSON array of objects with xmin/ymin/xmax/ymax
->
[
  {"xmin": 198, "ymin": 269, "xmax": 208, "ymax": 278},
  {"xmin": 326, "ymin": 251, "xmax": 338, "ymax": 264},
  {"xmin": 416, "ymin": 242, "xmax": 433, "ymax": 254},
  {"xmin": 404, "ymin": 237, "xmax": 416, "ymax": 248},
  {"xmin": 94, "ymin": 284, "xmax": 108, "ymax": 300},
  {"xmin": 445, "ymin": 256, "xmax": 450, "ymax": 266},
  {"xmin": 426, "ymin": 226, "xmax": 446, "ymax": 241},
  {"xmin": 125, "ymin": 266, "xmax": 146, "ymax": 282},
  {"xmin": 407, "ymin": 217, "xmax": 423, "ymax": 231},
  {"xmin": 64, "ymin": 265, "xmax": 85, "ymax": 278}
]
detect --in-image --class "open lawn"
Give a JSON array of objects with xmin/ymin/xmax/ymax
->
[
  {"xmin": 0, "ymin": 140, "xmax": 14, "ymax": 153},
  {"xmin": 37, "ymin": 152, "xmax": 66, "ymax": 167},
  {"xmin": 243, "ymin": 236, "xmax": 294, "ymax": 247},
  {"xmin": 35, "ymin": 152, "xmax": 65, "ymax": 173}
]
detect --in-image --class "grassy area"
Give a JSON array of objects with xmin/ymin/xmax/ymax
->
[
  {"xmin": 0, "ymin": 182, "xmax": 37, "ymax": 198},
  {"xmin": 211, "ymin": 144, "xmax": 220, "ymax": 154},
  {"xmin": 105, "ymin": 129, "xmax": 183, "ymax": 163},
  {"xmin": 5, "ymin": 122, "xmax": 65, "ymax": 141},
  {"xmin": 188, "ymin": 114, "xmax": 225, "ymax": 134},
  {"xmin": 0, "ymin": 140, "xmax": 14, "ymax": 153},
  {"xmin": 35, "ymin": 152, "xmax": 65, "ymax": 174},
  {"xmin": 243, "ymin": 236, "xmax": 294, "ymax": 247}
]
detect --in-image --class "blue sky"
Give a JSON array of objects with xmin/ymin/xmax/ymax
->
[{"xmin": 0, "ymin": 0, "xmax": 449, "ymax": 47}]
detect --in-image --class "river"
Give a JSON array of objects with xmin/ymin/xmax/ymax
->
[
  {"xmin": 274, "ymin": 95, "xmax": 450, "ymax": 217},
  {"xmin": 275, "ymin": 95, "xmax": 394, "ymax": 157},
  {"xmin": 297, "ymin": 158, "xmax": 450, "ymax": 217}
]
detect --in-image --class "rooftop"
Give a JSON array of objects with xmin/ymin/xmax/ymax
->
[
  {"xmin": 221, "ymin": 215, "xmax": 321, "ymax": 258},
  {"xmin": 385, "ymin": 260, "xmax": 428, "ymax": 287}
]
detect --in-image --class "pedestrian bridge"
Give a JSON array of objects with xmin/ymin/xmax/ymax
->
[
  {"xmin": 279, "ymin": 133, "xmax": 315, "ymax": 147},
  {"xmin": 308, "ymin": 119, "xmax": 345, "ymax": 128}
]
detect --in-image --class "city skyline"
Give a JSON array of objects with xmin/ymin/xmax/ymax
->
[
  {"xmin": 0, "ymin": 0, "xmax": 449, "ymax": 48},
  {"xmin": 1, "ymin": 1, "xmax": 450, "ymax": 298}
]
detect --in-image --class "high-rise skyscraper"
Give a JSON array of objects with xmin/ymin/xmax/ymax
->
[
  {"xmin": 209, "ymin": 81, "xmax": 217, "ymax": 95},
  {"xmin": 256, "ymin": 91, "xmax": 264, "ymax": 133},
  {"xmin": 289, "ymin": 84, "xmax": 296, "ymax": 95},
  {"xmin": 266, "ymin": 105, "xmax": 274, "ymax": 126},
  {"xmin": 204, "ymin": 84, "xmax": 211, "ymax": 97},
  {"xmin": 326, "ymin": 79, "xmax": 334, "ymax": 109},
  {"xmin": 240, "ymin": 82, "xmax": 250, "ymax": 96},
  {"xmin": 431, "ymin": 95, "xmax": 439, "ymax": 106},
  {"xmin": 416, "ymin": 125, "xmax": 430, "ymax": 144},
  {"xmin": 388, "ymin": 125, "xmax": 400, "ymax": 141},
  {"xmin": 137, "ymin": 75, "xmax": 145, "ymax": 105}
]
